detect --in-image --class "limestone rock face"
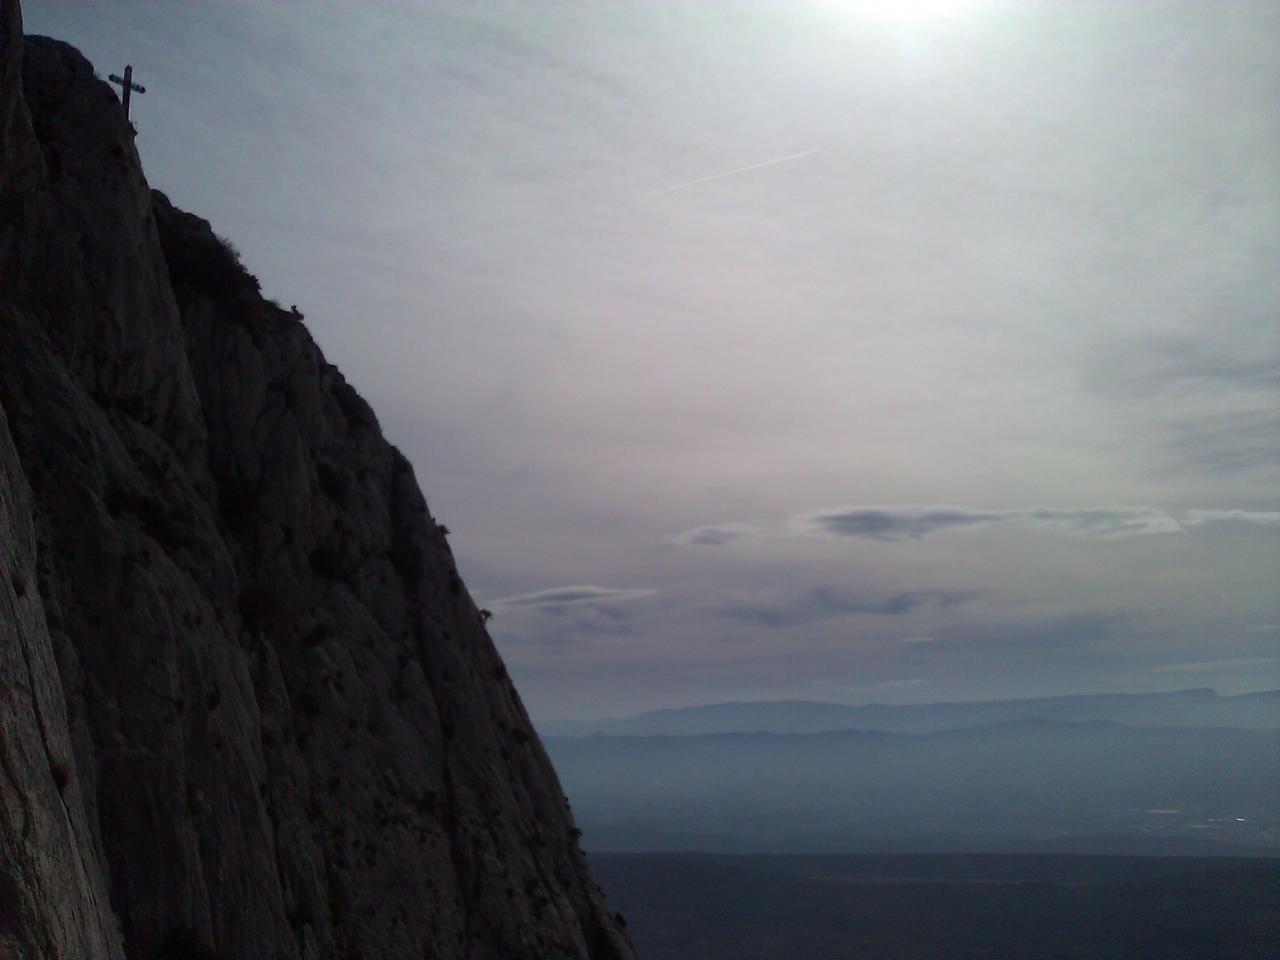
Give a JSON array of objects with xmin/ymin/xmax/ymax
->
[{"xmin": 0, "ymin": 3, "xmax": 635, "ymax": 958}]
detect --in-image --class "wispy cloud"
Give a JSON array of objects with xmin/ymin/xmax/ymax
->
[
  {"xmin": 875, "ymin": 677, "xmax": 928, "ymax": 690},
  {"xmin": 792, "ymin": 505, "xmax": 1280, "ymax": 542},
  {"xmin": 1184, "ymin": 509, "xmax": 1280, "ymax": 527},
  {"xmin": 666, "ymin": 522, "xmax": 764, "ymax": 547},
  {"xmin": 1147, "ymin": 656, "xmax": 1280, "ymax": 674},
  {"xmin": 1160, "ymin": 409, "xmax": 1280, "ymax": 479},
  {"xmin": 448, "ymin": 148, "xmax": 820, "ymax": 249},
  {"xmin": 1097, "ymin": 333, "xmax": 1280, "ymax": 400},
  {"xmin": 492, "ymin": 585, "xmax": 657, "ymax": 611},
  {"xmin": 1090, "ymin": 332, "xmax": 1279, "ymax": 480}
]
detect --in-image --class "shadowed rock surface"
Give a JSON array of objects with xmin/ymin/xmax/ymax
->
[{"xmin": 0, "ymin": 2, "xmax": 634, "ymax": 957}]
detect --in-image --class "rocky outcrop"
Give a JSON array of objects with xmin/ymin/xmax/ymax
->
[{"xmin": 0, "ymin": 2, "xmax": 634, "ymax": 957}]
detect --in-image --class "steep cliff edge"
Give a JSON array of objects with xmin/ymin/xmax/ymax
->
[{"xmin": 0, "ymin": 3, "xmax": 635, "ymax": 958}]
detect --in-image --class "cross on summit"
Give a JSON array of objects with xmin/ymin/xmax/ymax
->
[{"xmin": 108, "ymin": 64, "xmax": 145, "ymax": 120}]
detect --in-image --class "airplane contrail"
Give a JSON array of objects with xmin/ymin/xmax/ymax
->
[
  {"xmin": 444, "ymin": 148, "xmax": 821, "ymax": 250},
  {"xmin": 607, "ymin": 148, "xmax": 821, "ymax": 207}
]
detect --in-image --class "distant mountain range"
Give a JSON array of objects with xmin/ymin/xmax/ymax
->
[
  {"xmin": 541, "ymin": 688, "xmax": 1280, "ymax": 738},
  {"xmin": 546, "ymin": 707, "xmax": 1280, "ymax": 856}
]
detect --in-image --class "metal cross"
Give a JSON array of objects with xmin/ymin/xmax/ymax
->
[{"xmin": 108, "ymin": 65, "xmax": 146, "ymax": 119}]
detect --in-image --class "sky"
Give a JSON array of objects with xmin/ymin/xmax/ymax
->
[{"xmin": 24, "ymin": 0, "xmax": 1279, "ymax": 721}]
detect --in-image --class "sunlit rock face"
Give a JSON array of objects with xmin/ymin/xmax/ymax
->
[{"xmin": 0, "ymin": 2, "xmax": 634, "ymax": 957}]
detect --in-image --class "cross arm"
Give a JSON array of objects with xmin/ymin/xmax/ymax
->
[{"xmin": 108, "ymin": 74, "xmax": 146, "ymax": 93}]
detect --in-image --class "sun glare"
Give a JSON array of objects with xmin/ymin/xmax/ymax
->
[{"xmin": 833, "ymin": 0, "xmax": 992, "ymax": 23}]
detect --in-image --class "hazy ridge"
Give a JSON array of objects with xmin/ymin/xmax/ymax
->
[
  {"xmin": 543, "ymin": 688, "xmax": 1280, "ymax": 737},
  {"xmin": 547, "ymin": 698, "xmax": 1280, "ymax": 856}
]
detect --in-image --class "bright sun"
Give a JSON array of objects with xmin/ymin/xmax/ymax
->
[{"xmin": 835, "ymin": 0, "xmax": 991, "ymax": 23}]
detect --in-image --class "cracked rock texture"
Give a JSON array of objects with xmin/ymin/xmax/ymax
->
[{"xmin": 0, "ymin": 3, "xmax": 635, "ymax": 958}]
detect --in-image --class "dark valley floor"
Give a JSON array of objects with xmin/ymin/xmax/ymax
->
[{"xmin": 590, "ymin": 852, "xmax": 1280, "ymax": 960}]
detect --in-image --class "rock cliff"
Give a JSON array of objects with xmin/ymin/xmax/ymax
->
[{"xmin": 0, "ymin": 2, "xmax": 635, "ymax": 957}]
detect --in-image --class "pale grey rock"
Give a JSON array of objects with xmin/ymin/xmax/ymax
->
[{"xmin": 0, "ymin": 2, "xmax": 635, "ymax": 956}]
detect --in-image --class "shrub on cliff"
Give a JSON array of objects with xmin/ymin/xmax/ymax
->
[{"xmin": 151, "ymin": 190, "xmax": 262, "ymax": 304}]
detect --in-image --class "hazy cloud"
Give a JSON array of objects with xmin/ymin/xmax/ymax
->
[
  {"xmin": 493, "ymin": 585, "xmax": 657, "ymax": 611},
  {"xmin": 815, "ymin": 588, "xmax": 980, "ymax": 616},
  {"xmin": 946, "ymin": 613, "xmax": 1123, "ymax": 651},
  {"xmin": 794, "ymin": 505, "xmax": 1280, "ymax": 542},
  {"xmin": 720, "ymin": 587, "xmax": 980, "ymax": 629},
  {"xmin": 792, "ymin": 507, "xmax": 998, "ymax": 540}
]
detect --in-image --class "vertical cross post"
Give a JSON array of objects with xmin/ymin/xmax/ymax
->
[{"xmin": 108, "ymin": 65, "xmax": 146, "ymax": 120}]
